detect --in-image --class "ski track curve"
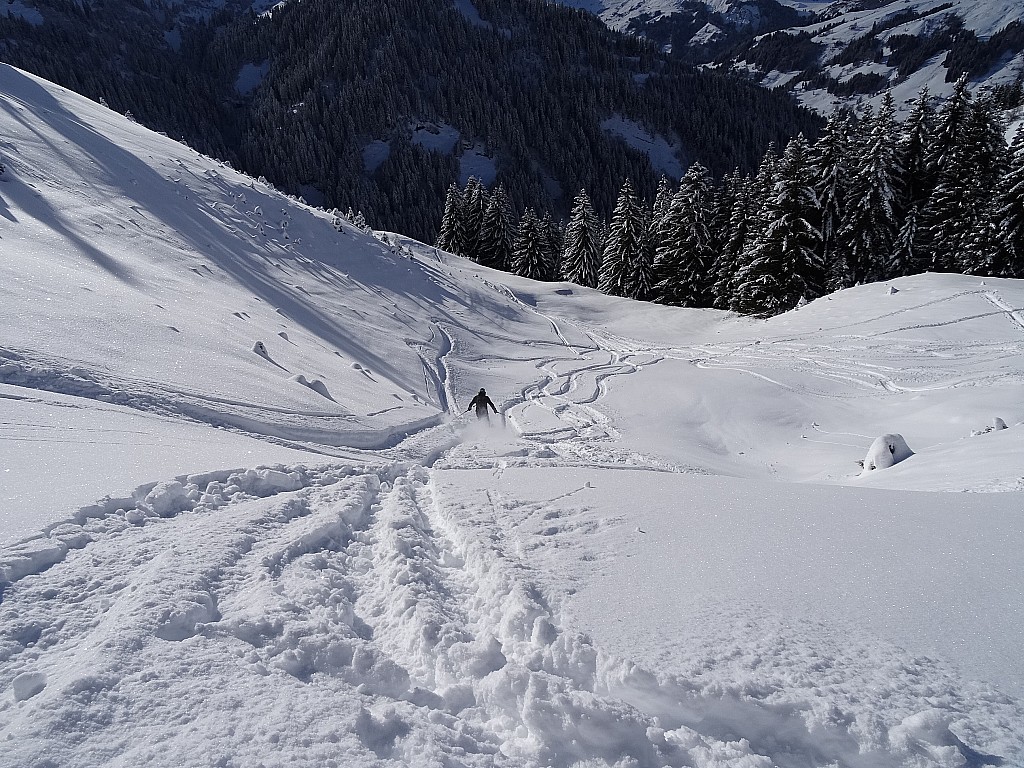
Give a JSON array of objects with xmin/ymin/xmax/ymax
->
[{"xmin": 3, "ymin": 290, "xmax": 1022, "ymax": 766}]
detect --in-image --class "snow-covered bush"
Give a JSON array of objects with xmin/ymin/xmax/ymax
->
[{"xmin": 861, "ymin": 433, "xmax": 913, "ymax": 472}]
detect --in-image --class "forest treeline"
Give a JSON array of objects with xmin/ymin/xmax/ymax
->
[{"xmin": 437, "ymin": 78, "xmax": 1024, "ymax": 315}]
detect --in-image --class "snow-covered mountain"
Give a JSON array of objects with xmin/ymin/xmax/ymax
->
[
  {"xmin": 563, "ymin": 0, "xmax": 1024, "ymax": 113},
  {"xmin": 3, "ymin": 64, "xmax": 1024, "ymax": 767}
]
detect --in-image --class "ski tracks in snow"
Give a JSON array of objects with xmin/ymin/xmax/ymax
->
[
  {"xmin": 4, "ymin": 293, "xmax": 1023, "ymax": 766},
  {"xmin": 983, "ymin": 290, "xmax": 1024, "ymax": 333},
  {"xmin": 2, "ymin": 427, "xmax": 1018, "ymax": 765},
  {"xmin": 0, "ymin": 459, "xmax": 823, "ymax": 768}
]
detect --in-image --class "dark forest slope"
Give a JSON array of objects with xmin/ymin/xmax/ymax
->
[{"xmin": 0, "ymin": 0, "xmax": 822, "ymax": 239}]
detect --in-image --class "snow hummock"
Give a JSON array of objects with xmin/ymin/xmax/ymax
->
[
  {"xmin": 862, "ymin": 432, "xmax": 914, "ymax": 472},
  {"xmin": 3, "ymin": 63, "xmax": 1024, "ymax": 768}
]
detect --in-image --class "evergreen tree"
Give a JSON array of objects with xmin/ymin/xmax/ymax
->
[
  {"xmin": 654, "ymin": 163, "xmax": 715, "ymax": 307},
  {"xmin": 561, "ymin": 189, "xmax": 604, "ymax": 288},
  {"xmin": 599, "ymin": 179, "xmax": 646, "ymax": 298},
  {"xmin": 899, "ymin": 86, "xmax": 937, "ymax": 211},
  {"xmin": 478, "ymin": 184, "xmax": 516, "ymax": 271},
  {"xmin": 837, "ymin": 93, "xmax": 902, "ymax": 284},
  {"xmin": 962, "ymin": 212, "xmax": 1001, "ymax": 277},
  {"xmin": 653, "ymin": 176, "xmax": 674, "ymax": 225},
  {"xmin": 992, "ymin": 127, "xmax": 1024, "ymax": 277},
  {"xmin": 732, "ymin": 135, "xmax": 820, "ymax": 315},
  {"xmin": 744, "ymin": 144, "xmax": 780, "ymax": 253},
  {"xmin": 511, "ymin": 208, "xmax": 548, "ymax": 281},
  {"xmin": 626, "ymin": 204, "xmax": 658, "ymax": 301},
  {"xmin": 923, "ymin": 83, "xmax": 1008, "ymax": 273},
  {"xmin": 541, "ymin": 212, "xmax": 563, "ymax": 282},
  {"xmin": 891, "ymin": 203, "xmax": 922, "ymax": 277},
  {"xmin": 928, "ymin": 75, "xmax": 972, "ymax": 173},
  {"xmin": 462, "ymin": 177, "xmax": 489, "ymax": 262},
  {"xmin": 708, "ymin": 171, "xmax": 736, "ymax": 258},
  {"xmin": 649, "ymin": 175, "xmax": 675, "ymax": 257},
  {"xmin": 711, "ymin": 173, "xmax": 752, "ymax": 310},
  {"xmin": 436, "ymin": 183, "xmax": 466, "ymax": 255},
  {"xmin": 813, "ymin": 109, "xmax": 852, "ymax": 285},
  {"xmin": 955, "ymin": 100, "xmax": 1009, "ymax": 274}
]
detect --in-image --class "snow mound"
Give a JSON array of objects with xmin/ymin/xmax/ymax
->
[
  {"xmin": 143, "ymin": 480, "xmax": 194, "ymax": 517},
  {"xmin": 861, "ymin": 433, "xmax": 914, "ymax": 473},
  {"xmin": 290, "ymin": 374, "xmax": 335, "ymax": 401},
  {"xmin": 12, "ymin": 671, "xmax": 47, "ymax": 701}
]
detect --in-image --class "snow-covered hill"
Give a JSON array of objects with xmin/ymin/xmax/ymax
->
[
  {"xmin": 772, "ymin": 0, "xmax": 1024, "ymax": 113},
  {"xmin": 2, "ymin": 64, "xmax": 1024, "ymax": 767},
  {"xmin": 563, "ymin": 0, "xmax": 1024, "ymax": 113}
]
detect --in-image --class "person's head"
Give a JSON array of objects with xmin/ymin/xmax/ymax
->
[{"xmin": 479, "ymin": 388, "xmax": 486, "ymax": 395}]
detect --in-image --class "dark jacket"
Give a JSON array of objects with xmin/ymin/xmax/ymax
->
[{"xmin": 468, "ymin": 391, "xmax": 498, "ymax": 415}]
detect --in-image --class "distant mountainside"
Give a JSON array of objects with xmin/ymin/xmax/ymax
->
[
  {"xmin": 0, "ymin": 0, "xmax": 821, "ymax": 241},
  {"xmin": 557, "ymin": 0, "xmax": 1024, "ymax": 112}
]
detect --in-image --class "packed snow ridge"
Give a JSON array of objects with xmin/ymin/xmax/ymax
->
[{"xmin": 2, "ymin": 64, "xmax": 1024, "ymax": 767}]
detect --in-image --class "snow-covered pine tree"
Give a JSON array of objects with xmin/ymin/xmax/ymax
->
[
  {"xmin": 731, "ymin": 148, "xmax": 781, "ymax": 307},
  {"xmin": 923, "ymin": 83, "xmax": 1008, "ymax": 273},
  {"xmin": 561, "ymin": 189, "xmax": 603, "ymax": 288},
  {"xmin": 436, "ymin": 183, "xmax": 466, "ymax": 256},
  {"xmin": 812, "ymin": 110, "xmax": 852, "ymax": 285},
  {"xmin": 653, "ymin": 163, "xmax": 715, "ymax": 307},
  {"xmin": 708, "ymin": 170, "xmax": 735, "ymax": 257},
  {"xmin": 961, "ymin": 212, "xmax": 1001, "ymax": 277},
  {"xmin": 653, "ymin": 176, "xmax": 674, "ymax": 224},
  {"xmin": 837, "ymin": 93, "xmax": 902, "ymax": 284},
  {"xmin": 649, "ymin": 175, "xmax": 675, "ymax": 256},
  {"xmin": 899, "ymin": 86, "xmax": 937, "ymax": 211},
  {"xmin": 992, "ymin": 127, "xmax": 1024, "ymax": 277},
  {"xmin": 710, "ymin": 172, "xmax": 752, "ymax": 309},
  {"xmin": 919, "ymin": 77, "xmax": 973, "ymax": 271},
  {"xmin": 928, "ymin": 75, "xmax": 972, "ymax": 174},
  {"xmin": 955, "ymin": 99, "xmax": 1010, "ymax": 275},
  {"xmin": 599, "ymin": 179, "xmax": 646, "ymax": 298},
  {"xmin": 732, "ymin": 135, "xmax": 820, "ymax": 315},
  {"xmin": 743, "ymin": 143, "xmax": 779, "ymax": 253},
  {"xmin": 541, "ymin": 211, "xmax": 563, "ymax": 282},
  {"xmin": 462, "ymin": 177, "xmax": 489, "ymax": 262},
  {"xmin": 511, "ymin": 208, "xmax": 548, "ymax": 281},
  {"xmin": 478, "ymin": 184, "xmax": 516, "ymax": 271},
  {"xmin": 890, "ymin": 203, "xmax": 921, "ymax": 277},
  {"xmin": 626, "ymin": 204, "xmax": 657, "ymax": 301}
]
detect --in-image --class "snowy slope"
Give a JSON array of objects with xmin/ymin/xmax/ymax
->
[
  {"xmin": 779, "ymin": 0, "xmax": 1024, "ymax": 114},
  {"xmin": 557, "ymin": 0, "xmax": 1024, "ymax": 114},
  {"xmin": 3, "ymin": 64, "xmax": 1024, "ymax": 768}
]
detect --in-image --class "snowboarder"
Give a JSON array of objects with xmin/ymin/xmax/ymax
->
[{"xmin": 467, "ymin": 388, "xmax": 499, "ymax": 421}]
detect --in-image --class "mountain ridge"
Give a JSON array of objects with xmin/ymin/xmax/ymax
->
[{"xmin": 559, "ymin": 0, "xmax": 1024, "ymax": 113}]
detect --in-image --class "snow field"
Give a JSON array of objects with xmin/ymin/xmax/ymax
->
[
  {"xmin": 435, "ymin": 467, "xmax": 1024, "ymax": 763},
  {"xmin": 4, "ymin": 63, "xmax": 1024, "ymax": 768}
]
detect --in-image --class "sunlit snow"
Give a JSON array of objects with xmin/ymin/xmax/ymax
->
[{"xmin": 2, "ymin": 63, "xmax": 1024, "ymax": 768}]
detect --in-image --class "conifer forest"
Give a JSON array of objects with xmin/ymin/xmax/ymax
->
[{"xmin": 437, "ymin": 79, "xmax": 1024, "ymax": 316}]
